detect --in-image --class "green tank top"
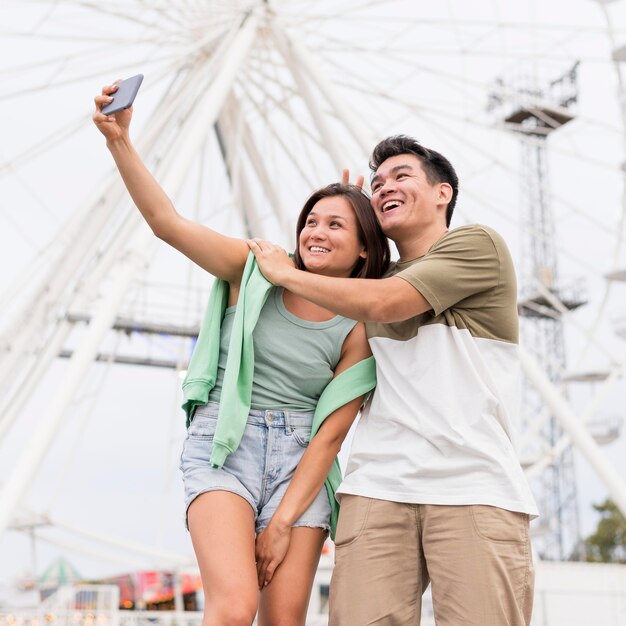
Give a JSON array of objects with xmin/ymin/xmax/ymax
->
[{"xmin": 208, "ymin": 287, "xmax": 357, "ymax": 411}]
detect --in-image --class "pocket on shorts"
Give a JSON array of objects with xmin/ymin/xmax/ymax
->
[
  {"xmin": 187, "ymin": 414, "xmax": 217, "ymax": 440},
  {"xmin": 291, "ymin": 427, "xmax": 312, "ymax": 448},
  {"xmin": 334, "ymin": 495, "xmax": 372, "ymax": 548},
  {"xmin": 470, "ymin": 505, "xmax": 529, "ymax": 544}
]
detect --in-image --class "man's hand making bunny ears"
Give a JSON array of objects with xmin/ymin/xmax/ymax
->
[{"xmin": 341, "ymin": 168, "xmax": 365, "ymax": 191}]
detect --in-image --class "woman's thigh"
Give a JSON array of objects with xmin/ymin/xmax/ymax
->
[
  {"xmin": 257, "ymin": 527, "xmax": 326, "ymax": 626},
  {"xmin": 188, "ymin": 491, "xmax": 258, "ymax": 623}
]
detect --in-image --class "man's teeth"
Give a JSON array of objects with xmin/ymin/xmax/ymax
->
[
  {"xmin": 310, "ymin": 246, "xmax": 330, "ymax": 253},
  {"xmin": 382, "ymin": 200, "xmax": 401, "ymax": 212}
]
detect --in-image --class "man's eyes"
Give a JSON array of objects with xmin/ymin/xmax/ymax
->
[{"xmin": 372, "ymin": 173, "xmax": 407, "ymax": 192}]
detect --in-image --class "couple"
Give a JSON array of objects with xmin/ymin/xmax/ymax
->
[{"xmin": 94, "ymin": 82, "xmax": 538, "ymax": 626}]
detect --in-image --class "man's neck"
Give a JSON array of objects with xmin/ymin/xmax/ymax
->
[{"xmin": 395, "ymin": 224, "xmax": 449, "ymax": 262}]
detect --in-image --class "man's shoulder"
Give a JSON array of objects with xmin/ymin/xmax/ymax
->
[
  {"xmin": 385, "ymin": 224, "xmax": 508, "ymax": 277},
  {"xmin": 443, "ymin": 223, "xmax": 505, "ymax": 246},
  {"xmin": 432, "ymin": 224, "xmax": 512, "ymax": 264}
]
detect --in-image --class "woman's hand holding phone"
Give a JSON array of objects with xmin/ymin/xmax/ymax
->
[{"xmin": 93, "ymin": 81, "xmax": 133, "ymax": 143}]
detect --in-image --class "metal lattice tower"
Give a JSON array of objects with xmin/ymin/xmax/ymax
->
[{"xmin": 489, "ymin": 63, "xmax": 586, "ymax": 560}]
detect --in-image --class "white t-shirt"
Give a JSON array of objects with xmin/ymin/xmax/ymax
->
[{"xmin": 337, "ymin": 225, "xmax": 538, "ymax": 517}]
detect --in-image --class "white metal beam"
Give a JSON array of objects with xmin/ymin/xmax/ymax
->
[
  {"xmin": 279, "ymin": 23, "xmax": 378, "ymax": 160},
  {"xmin": 520, "ymin": 347, "xmax": 626, "ymax": 519},
  {"xmin": 272, "ymin": 24, "xmax": 347, "ymax": 174},
  {"xmin": 216, "ymin": 102, "xmax": 260, "ymax": 239},
  {"xmin": 225, "ymin": 92, "xmax": 293, "ymax": 243}
]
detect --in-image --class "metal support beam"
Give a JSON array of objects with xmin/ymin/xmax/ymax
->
[
  {"xmin": 272, "ymin": 25, "xmax": 347, "ymax": 174},
  {"xmin": 520, "ymin": 347, "xmax": 626, "ymax": 519},
  {"xmin": 58, "ymin": 351, "xmax": 186, "ymax": 370},
  {"xmin": 277, "ymin": 23, "xmax": 378, "ymax": 167},
  {"xmin": 66, "ymin": 313, "xmax": 200, "ymax": 338},
  {"xmin": 224, "ymin": 92, "xmax": 293, "ymax": 243}
]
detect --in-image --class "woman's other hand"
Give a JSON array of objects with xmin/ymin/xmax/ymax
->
[
  {"xmin": 255, "ymin": 521, "xmax": 292, "ymax": 589},
  {"xmin": 93, "ymin": 82, "xmax": 132, "ymax": 143}
]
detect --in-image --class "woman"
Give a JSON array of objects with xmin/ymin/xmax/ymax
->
[{"xmin": 93, "ymin": 82, "xmax": 389, "ymax": 626}]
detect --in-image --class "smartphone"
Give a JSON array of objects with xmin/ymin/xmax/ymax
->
[{"xmin": 101, "ymin": 74, "xmax": 144, "ymax": 115}]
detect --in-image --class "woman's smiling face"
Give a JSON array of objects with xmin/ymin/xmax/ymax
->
[{"xmin": 298, "ymin": 195, "xmax": 367, "ymax": 278}]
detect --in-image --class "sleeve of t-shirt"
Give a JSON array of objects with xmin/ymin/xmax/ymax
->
[{"xmin": 395, "ymin": 226, "xmax": 501, "ymax": 316}]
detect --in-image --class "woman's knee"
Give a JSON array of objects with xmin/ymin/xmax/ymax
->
[
  {"xmin": 258, "ymin": 599, "xmax": 307, "ymax": 626},
  {"xmin": 204, "ymin": 595, "xmax": 258, "ymax": 626},
  {"xmin": 258, "ymin": 613, "xmax": 306, "ymax": 626}
]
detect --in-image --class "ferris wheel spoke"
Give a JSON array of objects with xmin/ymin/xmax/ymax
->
[
  {"xmin": 301, "ymin": 34, "xmax": 613, "ymax": 64},
  {"xmin": 239, "ymin": 73, "xmax": 326, "ymax": 189},
  {"xmin": 532, "ymin": 280, "xmax": 617, "ymax": 361},
  {"xmin": 570, "ymin": 2, "xmax": 626, "ymax": 369},
  {"xmin": 287, "ymin": 11, "xmax": 626, "ymax": 36},
  {"xmin": 281, "ymin": 0, "xmax": 391, "ymax": 25},
  {"xmin": 0, "ymin": 53, "xmax": 216, "ymax": 177},
  {"xmin": 0, "ymin": 28, "xmax": 174, "ymax": 45},
  {"xmin": 525, "ymin": 349, "xmax": 626, "ymax": 481},
  {"xmin": 0, "ymin": 118, "xmax": 86, "ymax": 177},
  {"xmin": 244, "ymin": 31, "xmax": 320, "ymax": 221},
  {"xmin": 0, "ymin": 43, "xmax": 125, "ymax": 78},
  {"xmin": 241, "ymin": 62, "xmax": 327, "ymax": 151},
  {"xmin": 0, "ymin": 202, "xmax": 43, "ymax": 249},
  {"xmin": 0, "ymin": 45, "xmax": 188, "ymax": 103},
  {"xmin": 326, "ymin": 45, "xmax": 622, "ymax": 134},
  {"xmin": 246, "ymin": 53, "xmax": 299, "ymax": 102},
  {"xmin": 241, "ymin": 124, "xmax": 292, "ymax": 239},
  {"xmin": 47, "ymin": 0, "xmax": 186, "ymax": 37}
]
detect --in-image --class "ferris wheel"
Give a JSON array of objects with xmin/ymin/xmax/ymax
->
[{"xmin": 1, "ymin": 0, "xmax": 625, "ymax": 580}]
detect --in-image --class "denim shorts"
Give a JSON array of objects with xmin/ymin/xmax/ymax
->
[{"xmin": 180, "ymin": 401, "xmax": 331, "ymax": 534}]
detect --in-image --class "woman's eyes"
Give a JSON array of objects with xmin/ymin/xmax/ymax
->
[{"xmin": 305, "ymin": 220, "xmax": 341, "ymax": 228}]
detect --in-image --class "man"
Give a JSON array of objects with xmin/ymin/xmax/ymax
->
[{"xmin": 248, "ymin": 135, "xmax": 538, "ymax": 625}]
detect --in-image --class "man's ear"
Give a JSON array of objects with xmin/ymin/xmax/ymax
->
[{"xmin": 438, "ymin": 182, "xmax": 453, "ymax": 205}]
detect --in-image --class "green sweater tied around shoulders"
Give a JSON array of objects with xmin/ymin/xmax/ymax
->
[{"xmin": 181, "ymin": 252, "xmax": 376, "ymax": 538}]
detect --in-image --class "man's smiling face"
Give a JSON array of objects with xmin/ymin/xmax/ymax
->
[{"xmin": 370, "ymin": 154, "xmax": 444, "ymax": 239}]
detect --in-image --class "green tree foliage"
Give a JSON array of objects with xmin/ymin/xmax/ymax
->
[{"xmin": 583, "ymin": 499, "xmax": 626, "ymax": 563}]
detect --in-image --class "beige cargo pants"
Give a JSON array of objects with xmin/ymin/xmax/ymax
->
[{"xmin": 329, "ymin": 496, "xmax": 534, "ymax": 626}]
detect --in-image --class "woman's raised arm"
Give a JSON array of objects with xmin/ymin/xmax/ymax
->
[{"xmin": 93, "ymin": 82, "xmax": 249, "ymax": 285}]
